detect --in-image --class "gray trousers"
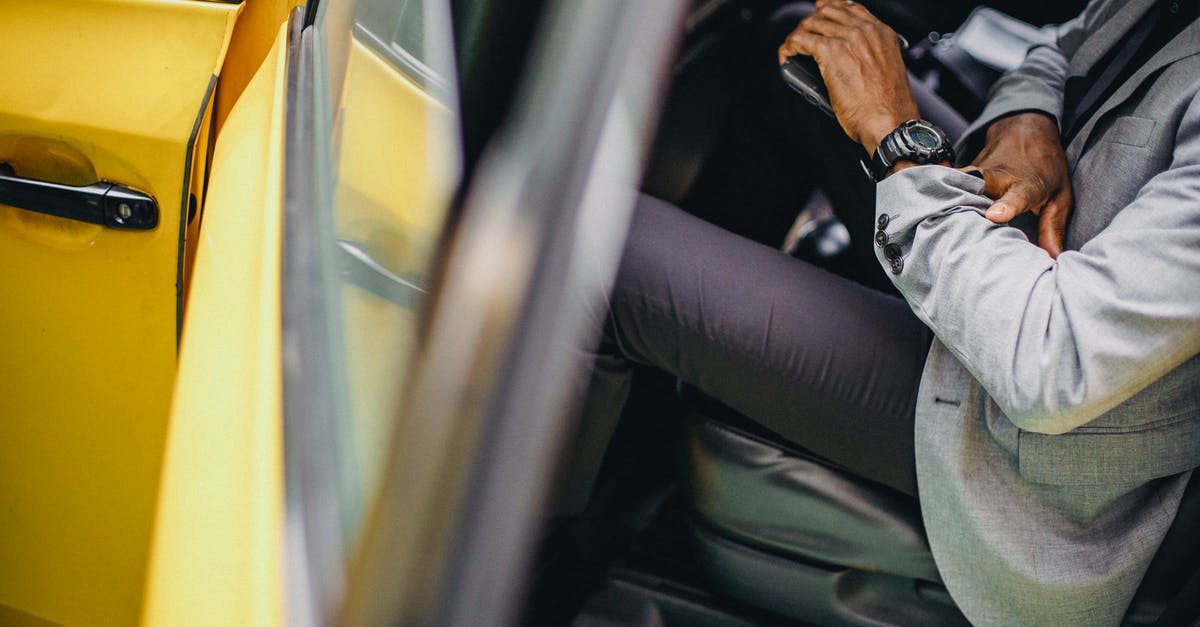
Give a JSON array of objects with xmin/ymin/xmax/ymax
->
[{"xmin": 564, "ymin": 194, "xmax": 934, "ymax": 512}]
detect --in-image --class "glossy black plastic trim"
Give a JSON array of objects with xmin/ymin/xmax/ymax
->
[
  {"xmin": 303, "ymin": 0, "xmax": 319, "ymax": 27},
  {"xmin": 177, "ymin": 74, "xmax": 217, "ymax": 344},
  {"xmin": 0, "ymin": 163, "xmax": 158, "ymax": 230}
]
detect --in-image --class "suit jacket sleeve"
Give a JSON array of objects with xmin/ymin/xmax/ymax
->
[
  {"xmin": 953, "ymin": 3, "xmax": 1100, "ymax": 158},
  {"xmin": 876, "ymin": 89, "xmax": 1200, "ymax": 435}
]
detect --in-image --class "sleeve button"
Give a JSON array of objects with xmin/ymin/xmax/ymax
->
[
  {"xmin": 884, "ymin": 243, "xmax": 902, "ymax": 260},
  {"xmin": 877, "ymin": 214, "xmax": 890, "ymax": 229},
  {"xmin": 889, "ymin": 257, "xmax": 904, "ymax": 275},
  {"xmin": 875, "ymin": 230, "xmax": 888, "ymax": 248}
]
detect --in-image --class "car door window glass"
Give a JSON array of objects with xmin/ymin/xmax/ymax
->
[{"xmin": 325, "ymin": 0, "xmax": 461, "ymax": 541}]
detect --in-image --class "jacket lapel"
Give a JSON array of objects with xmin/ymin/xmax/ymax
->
[
  {"xmin": 1068, "ymin": 0, "xmax": 1158, "ymax": 78},
  {"xmin": 1068, "ymin": 16, "xmax": 1200, "ymax": 164}
]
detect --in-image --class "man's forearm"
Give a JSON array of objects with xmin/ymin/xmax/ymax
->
[{"xmin": 956, "ymin": 44, "xmax": 1070, "ymax": 159}]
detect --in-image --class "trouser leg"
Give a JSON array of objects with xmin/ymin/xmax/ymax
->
[{"xmin": 563, "ymin": 194, "xmax": 932, "ymax": 511}]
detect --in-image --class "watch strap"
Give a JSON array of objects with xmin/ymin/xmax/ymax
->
[
  {"xmin": 869, "ymin": 119, "xmax": 954, "ymax": 182},
  {"xmin": 869, "ymin": 131, "xmax": 903, "ymax": 181}
]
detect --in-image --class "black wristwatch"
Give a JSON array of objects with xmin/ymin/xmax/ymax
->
[{"xmin": 868, "ymin": 119, "xmax": 954, "ymax": 182}]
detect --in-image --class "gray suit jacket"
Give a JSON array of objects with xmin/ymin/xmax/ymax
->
[{"xmin": 874, "ymin": 1, "xmax": 1200, "ymax": 623}]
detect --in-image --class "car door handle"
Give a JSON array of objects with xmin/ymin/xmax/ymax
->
[{"xmin": 0, "ymin": 162, "xmax": 158, "ymax": 230}]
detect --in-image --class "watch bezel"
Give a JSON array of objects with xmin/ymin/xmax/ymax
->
[
  {"xmin": 895, "ymin": 119, "xmax": 952, "ymax": 163},
  {"xmin": 869, "ymin": 119, "xmax": 954, "ymax": 181}
]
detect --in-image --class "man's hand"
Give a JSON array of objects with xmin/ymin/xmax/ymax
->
[
  {"xmin": 968, "ymin": 112, "xmax": 1073, "ymax": 258},
  {"xmin": 777, "ymin": 0, "xmax": 918, "ymax": 155}
]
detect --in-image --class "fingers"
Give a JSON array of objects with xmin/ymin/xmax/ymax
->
[
  {"xmin": 977, "ymin": 166, "xmax": 1010, "ymax": 200},
  {"xmin": 977, "ymin": 173, "xmax": 1070, "ymax": 258},
  {"xmin": 811, "ymin": 1, "xmax": 890, "ymax": 38},
  {"xmin": 796, "ymin": 14, "xmax": 844, "ymax": 36},
  {"xmin": 810, "ymin": 3, "xmax": 865, "ymax": 27},
  {"xmin": 777, "ymin": 0, "xmax": 892, "ymax": 63},
  {"xmin": 815, "ymin": 0, "xmax": 875, "ymax": 19},
  {"xmin": 780, "ymin": 10, "xmax": 854, "ymax": 54},
  {"xmin": 778, "ymin": 2, "xmax": 916, "ymax": 148},
  {"xmin": 780, "ymin": 16, "xmax": 843, "ymax": 64},
  {"xmin": 973, "ymin": 164, "xmax": 1016, "ymax": 206},
  {"xmin": 985, "ymin": 183, "xmax": 1035, "ymax": 223},
  {"xmin": 778, "ymin": 28, "xmax": 820, "ymax": 64},
  {"xmin": 1037, "ymin": 193, "xmax": 1071, "ymax": 258}
]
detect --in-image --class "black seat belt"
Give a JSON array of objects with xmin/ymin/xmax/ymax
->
[{"xmin": 1062, "ymin": 5, "xmax": 1161, "ymax": 143}]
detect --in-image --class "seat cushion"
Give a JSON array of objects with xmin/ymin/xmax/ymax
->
[
  {"xmin": 682, "ymin": 416, "xmax": 940, "ymax": 583},
  {"xmin": 682, "ymin": 408, "xmax": 1200, "ymax": 625}
]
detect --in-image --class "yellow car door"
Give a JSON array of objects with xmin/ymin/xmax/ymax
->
[
  {"xmin": 0, "ymin": 2, "xmax": 238, "ymax": 624},
  {"xmin": 144, "ymin": 0, "xmax": 462, "ymax": 624}
]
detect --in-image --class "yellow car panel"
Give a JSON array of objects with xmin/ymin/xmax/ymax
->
[
  {"xmin": 215, "ymin": 0, "xmax": 306, "ymax": 135},
  {"xmin": 0, "ymin": 1, "xmax": 238, "ymax": 624},
  {"xmin": 142, "ymin": 19, "xmax": 291, "ymax": 627}
]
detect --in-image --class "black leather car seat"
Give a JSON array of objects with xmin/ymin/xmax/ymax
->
[{"xmin": 680, "ymin": 391, "xmax": 1200, "ymax": 626}]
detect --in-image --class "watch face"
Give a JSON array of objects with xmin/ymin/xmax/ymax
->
[
  {"xmin": 873, "ymin": 120, "xmax": 954, "ymax": 180},
  {"xmin": 909, "ymin": 126, "xmax": 941, "ymax": 149}
]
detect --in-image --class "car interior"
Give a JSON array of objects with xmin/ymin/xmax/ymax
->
[
  {"xmin": 1, "ymin": 0, "xmax": 1195, "ymax": 623},
  {"xmin": 435, "ymin": 0, "xmax": 1200, "ymax": 624}
]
